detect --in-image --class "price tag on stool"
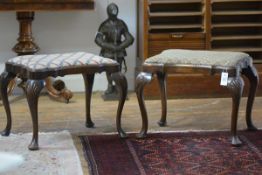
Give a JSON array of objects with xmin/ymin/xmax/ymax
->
[{"xmin": 220, "ymin": 72, "xmax": 228, "ymax": 86}]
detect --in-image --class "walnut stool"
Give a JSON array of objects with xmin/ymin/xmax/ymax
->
[
  {"xmin": 0, "ymin": 52, "xmax": 127, "ymax": 150},
  {"xmin": 136, "ymin": 49, "xmax": 259, "ymax": 146}
]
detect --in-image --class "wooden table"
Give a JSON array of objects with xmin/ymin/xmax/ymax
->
[
  {"xmin": 0, "ymin": 0, "xmax": 94, "ymax": 55},
  {"xmin": 0, "ymin": 0, "xmax": 95, "ymax": 101}
]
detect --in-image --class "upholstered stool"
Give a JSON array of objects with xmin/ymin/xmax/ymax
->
[
  {"xmin": 136, "ymin": 49, "xmax": 259, "ymax": 146},
  {"xmin": 0, "ymin": 52, "xmax": 127, "ymax": 150}
]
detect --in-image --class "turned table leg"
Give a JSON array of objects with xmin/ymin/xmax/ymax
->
[
  {"xmin": 82, "ymin": 73, "xmax": 95, "ymax": 128},
  {"xmin": 226, "ymin": 76, "xmax": 244, "ymax": 146},
  {"xmin": 112, "ymin": 72, "xmax": 128, "ymax": 138},
  {"xmin": 0, "ymin": 72, "xmax": 16, "ymax": 136},
  {"xmin": 25, "ymin": 80, "xmax": 44, "ymax": 150},
  {"xmin": 135, "ymin": 72, "xmax": 153, "ymax": 138},
  {"xmin": 157, "ymin": 72, "xmax": 167, "ymax": 126},
  {"xmin": 13, "ymin": 12, "xmax": 39, "ymax": 55},
  {"xmin": 242, "ymin": 65, "xmax": 259, "ymax": 131}
]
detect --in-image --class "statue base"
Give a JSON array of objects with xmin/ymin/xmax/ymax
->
[{"xmin": 101, "ymin": 85, "xmax": 128, "ymax": 101}]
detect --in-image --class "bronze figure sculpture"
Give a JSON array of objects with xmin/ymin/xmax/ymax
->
[{"xmin": 95, "ymin": 3, "xmax": 134, "ymax": 98}]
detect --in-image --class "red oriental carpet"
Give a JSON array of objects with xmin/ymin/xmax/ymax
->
[{"xmin": 78, "ymin": 130, "xmax": 262, "ymax": 175}]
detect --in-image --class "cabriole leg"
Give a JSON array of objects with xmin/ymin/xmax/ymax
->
[
  {"xmin": 242, "ymin": 65, "xmax": 259, "ymax": 131},
  {"xmin": 112, "ymin": 72, "xmax": 128, "ymax": 138},
  {"xmin": 135, "ymin": 72, "xmax": 153, "ymax": 138},
  {"xmin": 82, "ymin": 73, "xmax": 95, "ymax": 128},
  {"xmin": 0, "ymin": 72, "xmax": 16, "ymax": 136},
  {"xmin": 226, "ymin": 76, "xmax": 244, "ymax": 146},
  {"xmin": 25, "ymin": 80, "xmax": 44, "ymax": 150},
  {"xmin": 156, "ymin": 72, "xmax": 167, "ymax": 126}
]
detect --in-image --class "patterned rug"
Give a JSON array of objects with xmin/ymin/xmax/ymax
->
[{"xmin": 78, "ymin": 130, "xmax": 262, "ymax": 175}]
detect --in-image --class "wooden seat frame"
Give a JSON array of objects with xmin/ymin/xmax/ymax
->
[
  {"xmin": 0, "ymin": 61, "xmax": 127, "ymax": 150},
  {"xmin": 135, "ymin": 62, "xmax": 259, "ymax": 146}
]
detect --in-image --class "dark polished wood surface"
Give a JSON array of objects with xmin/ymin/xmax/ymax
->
[{"xmin": 0, "ymin": 0, "xmax": 94, "ymax": 11}]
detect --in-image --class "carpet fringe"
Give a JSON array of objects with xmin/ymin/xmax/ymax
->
[
  {"xmin": 71, "ymin": 128, "xmax": 262, "ymax": 137},
  {"xmin": 72, "ymin": 134, "xmax": 90, "ymax": 175}
]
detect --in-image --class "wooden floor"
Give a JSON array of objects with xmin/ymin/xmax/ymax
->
[{"xmin": 0, "ymin": 92, "xmax": 261, "ymax": 135}]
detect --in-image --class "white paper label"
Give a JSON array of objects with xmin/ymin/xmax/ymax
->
[{"xmin": 220, "ymin": 72, "xmax": 228, "ymax": 86}]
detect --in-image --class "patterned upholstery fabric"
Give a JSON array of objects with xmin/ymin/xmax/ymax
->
[
  {"xmin": 7, "ymin": 52, "xmax": 117, "ymax": 71},
  {"xmin": 145, "ymin": 49, "xmax": 252, "ymax": 68}
]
